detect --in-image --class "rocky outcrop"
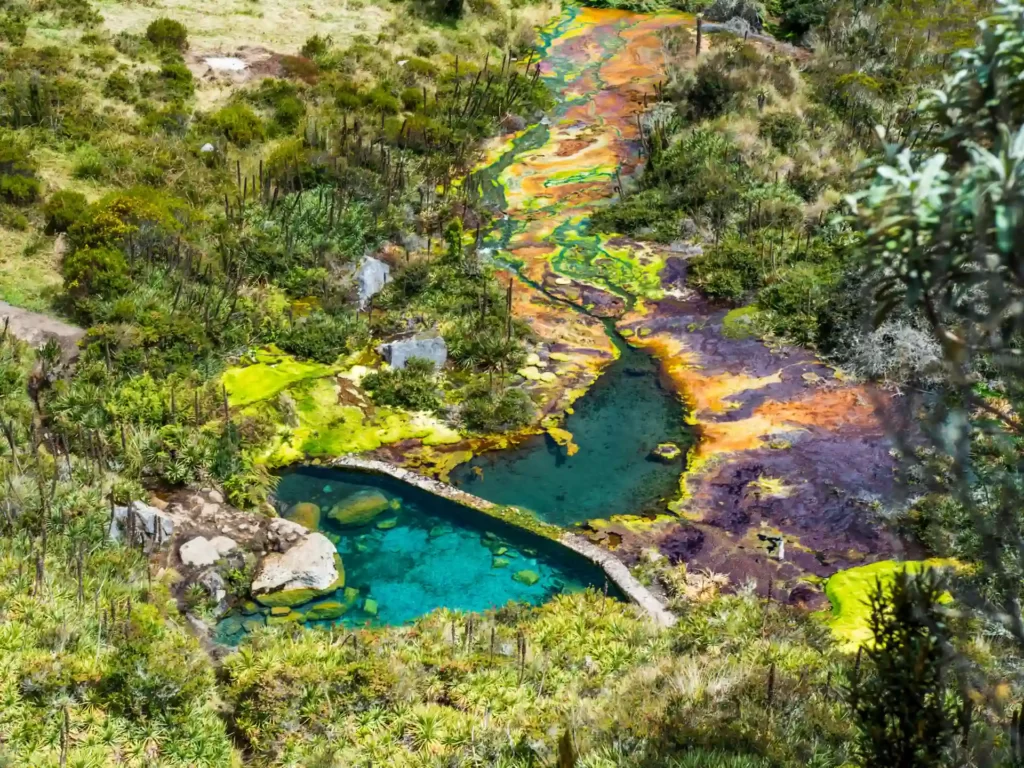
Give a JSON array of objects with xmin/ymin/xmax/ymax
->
[
  {"xmin": 251, "ymin": 525, "xmax": 345, "ymax": 607},
  {"xmin": 377, "ymin": 334, "xmax": 447, "ymax": 370},
  {"xmin": 356, "ymin": 256, "xmax": 390, "ymax": 308},
  {"xmin": 179, "ymin": 535, "xmax": 237, "ymax": 567},
  {"xmin": 0, "ymin": 300, "xmax": 85, "ymax": 361},
  {"xmin": 703, "ymin": 0, "xmax": 763, "ymax": 32},
  {"xmin": 649, "ymin": 442, "xmax": 682, "ymax": 462},
  {"xmin": 108, "ymin": 501, "xmax": 175, "ymax": 553}
]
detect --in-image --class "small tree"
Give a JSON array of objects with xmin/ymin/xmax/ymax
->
[
  {"xmin": 848, "ymin": 568, "xmax": 955, "ymax": 768},
  {"xmin": 145, "ymin": 17, "xmax": 188, "ymax": 51}
]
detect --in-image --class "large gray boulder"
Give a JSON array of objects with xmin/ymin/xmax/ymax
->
[
  {"xmin": 377, "ymin": 334, "xmax": 447, "ymax": 370},
  {"xmin": 0, "ymin": 301, "xmax": 84, "ymax": 361},
  {"xmin": 108, "ymin": 501, "xmax": 175, "ymax": 552},
  {"xmin": 356, "ymin": 256, "xmax": 390, "ymax": 308},
  {"xmin": 251, "ymin": 530, "xmax": 344, "ymax": 607},
  {"xmin": 704, "ymin": 0, "xmax": 763, "ymax": 32}
]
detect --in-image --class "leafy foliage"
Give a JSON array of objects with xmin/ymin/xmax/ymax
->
[{"xmin": 145, "ymin": 17, "xmax": 188, "ymax": 51}]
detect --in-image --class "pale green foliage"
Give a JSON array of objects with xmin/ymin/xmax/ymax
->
[{"xmin": 222, "ymin": 590, "xmax": 855, "ymax": 766}]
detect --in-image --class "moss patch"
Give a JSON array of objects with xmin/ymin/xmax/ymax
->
[
  {"xmin": 721, "ymin": 306, "xmax": 763, "ymax": 340},
  {"xmin": 223, "ymin": 349, "xmax": 338, "ymax": 407},
  {"xmin": 824, "ymin": 558, "xmax": 957, "ymax": 650}
]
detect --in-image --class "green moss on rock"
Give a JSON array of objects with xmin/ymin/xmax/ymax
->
[
  {"xmin": 304, "ymin": 600, "xmax": 348, "ymax": 621},
  {"xmin": 513, "ymin": 569, "xmax": 540, "ymax": 586},
  {"xmin": 287, "ymin": 502, "xmax": 321, "ymax": 530},
  {"xmin": 329, "ymin": 489, "xmax": 391, "ymax": 527}
]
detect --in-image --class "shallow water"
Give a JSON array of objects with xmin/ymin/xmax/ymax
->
[
  {"xmin": 451, "ymin": 330, "xmax": 689, "ymax": 526},
  {"xmin": 216, "ymin": 467, "xmax": 613, "ymax": 643}
]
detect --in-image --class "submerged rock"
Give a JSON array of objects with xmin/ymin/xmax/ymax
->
[
  {"xmin": 305, "ymin": 600, "xmax": 348, "ymax": 621},
  {"xmin": 513, "ymin": 569, "xmax": 540, "ymax": 586},
  {"xmin": 363, "ymin": 598, "xmax": 379, "ymax": 616},
  {"xmin": 287, "ymin": 502, "xmax": 321, "ymax": 530},
  {"xmin": 492, "ymin": 557, "xmax": 510, "ymax": 569},
  {"xmin": 376, "ymin": 518, "xmax": 398, "ymax": 530},
  {"xmin": 329, "ymin": 489, "xmax": 390, "ymax": 526},
  {"xmin": 252, "ymin": 532, "xmax": 345, "ymax": 607},
  {"xmin": 650, "ymin": 442, "xmax": 682, "ymax": 462}
]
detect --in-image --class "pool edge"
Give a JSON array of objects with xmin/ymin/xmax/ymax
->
[{"xmin": 330, "ymin": 456, "xmax": 677, "ymax": 628}]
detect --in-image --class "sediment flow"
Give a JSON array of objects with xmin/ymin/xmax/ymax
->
[{"xmin": 465, "ymin": 7, "xmax": 906, "ymax": 605}]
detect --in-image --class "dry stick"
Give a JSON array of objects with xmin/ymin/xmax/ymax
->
[{"xmin": 59, "ymin": 705, "xmax": 69, "ymax": 768}]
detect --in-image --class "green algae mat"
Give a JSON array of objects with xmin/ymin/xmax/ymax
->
[{"xmin": 825, "ymin": 558, "xmax": 957, "ymax": 650}]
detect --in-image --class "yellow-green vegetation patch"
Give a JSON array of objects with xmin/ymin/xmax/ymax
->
[
  {"xmin": 722, "ymin": 305, "xmax": 763, "ymax": 339},
  {"xmin": 223, "ymin": 350, "xmax": 338, "ymax": 407},
  {"xmin": 261, "ymin": 377, "xmax": 461, "ymax": 466},
  {"xmin": 825, "ymin": 558, "xmax": 957, "ymax": 650}
]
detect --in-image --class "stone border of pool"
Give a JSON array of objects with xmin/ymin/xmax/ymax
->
[{"xmin": 330, "ymin": 456, "xmax": 678, "ymax": 628}]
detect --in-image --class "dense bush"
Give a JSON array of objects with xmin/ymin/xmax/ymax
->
[
  {"xmin": 460, "ymin": 384, "xmax": 533, "ymax": 432},
  {"xmin": 278, "ymin": 310, "xmax": 363, "ymax": 363},
  {"xmin": 42, "ymin": 189, "xmax": 89, "ymax": 233},
  {"xmin": 145, "ymin": 17, "xmax": 188, "ymax": 51},
  {"xmin": 758, "ymin": 111, "xmax": 804, "ymax": 153},
  {"xmin": 680, "ymin": 60, "xmax": 742, "ymax": 121},
  {"xmin": 362, "ymin": 356, "xmax": 442, "ymax": 412},
  {"xmin": 62, "ymin": 246, "xmax": 131, "ymax": 298},
  {"xmin": 0, "ymin": 136, "xmax": 40, "ymax": 204},
  {"xmin": 210, "ymin": 103, "xmax": 265, "ymax": 146}
]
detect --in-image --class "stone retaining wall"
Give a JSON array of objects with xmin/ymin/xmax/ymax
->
[{"xmin": 330, "ymin": 456, "xmax": 677, "ymax": 627}]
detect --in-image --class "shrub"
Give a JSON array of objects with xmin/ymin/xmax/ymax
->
[
  {"xmin": 590, "ymin": 188, "xmax": 677, "ymax": 240},
  {"xmin": 103, "ymin": 69, "xmax": 135, "ymax": 101},
  {"xmin": 139, "ymin": 60, "xmax": 195, "ymax": 101},
  {"xmin": 280, "ymin": 55, "xmax": 319, "ymax": 83},
  {"xmin": 145, "ymin": 18, "xmax": 188, "ymax": 51},
  {"xmin": 0, "ymin": 12, "xmax": 27, "ymax": 45},
  {"xmin": 300, "ymin": 34, "xmax": 333, "ymax": 59},
  {"xmin": 0, "ymin": 172, "xmax": 40, "ymax": 204},
  {"xmin": 756, "ymin": 262, "xmax": 838, "ymax": 344},
  {"xmin": 689, "ymin": 236, "xmax": 763, "ymax": 302},
  {"xmin": 405, "ymin": 57, "xmax": 439, "ymax": 78},
  {"xmin": 210, "ymin": 103, "xmax": 265, "ymax": 146},
  {"xmin": 414, "ymin": 38, "xmax": 439, "ymax": 57},
  {"xmin": 362, "ymin": 357, "xmax": 441, "ymax": 412},
  {"xmin": 0, "ymin": 134, "xmax": 40, "ymax": 201},
  {"xmin": 461, "ymin": 385, "xmax": 533, "ymax": 432},
  {"xmin": 401, "ymin": 86, "xmax": 423, "ymax": 110},
  {"xmin": 365, "ymin": 87, "xmax": 401, "ymax": 114},
  {"xmin": 681, "ymin": 61, "xmax": 741, "ymax": 121},
  {"xmin": 62, "ymin": 246, "xmax": 131, "ymax": 298},
  {"xmin": 758, "ymin": 111, "xmax": 804, "ymax": 153},
  {"xmin": 847, "ymin": 320, "xmax": 942, "ymax": 388},
  {"xmin": 272, "ymin": 95, "xmax": 305, "ymax": 132},
  {"xmin": 278, "ymin": 311, "xmax": 361, "ymax": 363},
  {"xmin": 43, "ymin": 189, "xmax": 89, "ymax": 234}
]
